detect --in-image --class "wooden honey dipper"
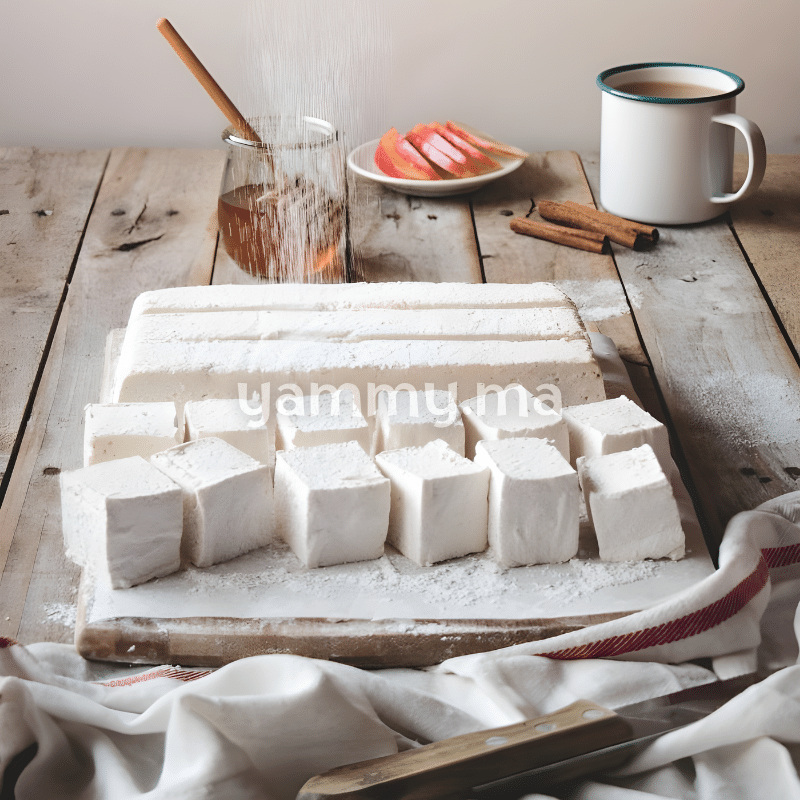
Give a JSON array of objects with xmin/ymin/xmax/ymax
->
[{"xmin": 156, "ymin": 17, "xmax": 261, "ymax": 143}]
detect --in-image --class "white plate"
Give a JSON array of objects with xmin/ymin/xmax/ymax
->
[{"xmin": 347, "ymin": 138, "xmax": 526, "ymax": 198}]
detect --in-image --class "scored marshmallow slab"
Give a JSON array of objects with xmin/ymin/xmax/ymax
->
[
  {"xmin": 276, "ymin": 389, "xmax": 371, "ymax": 454},
  {"xmin": 83, "ymin": 402, "xmax": 181, "ymax": 467},
  {"xmin": 459, "ymin": 385, "xmax": 569, "ymax": 461},
  {"xmin": 577, "ymin": 444, "xmax": 685, "ymax": 562},
  {"xmin": 375, "ymin": 439, "xmax": 489, "ymax": 566},
  {"xmin": 373, "ymin": 389, "xmax": 464, "ymax": 456},
  {"xmin": 60, "ymin": 456, "xmax": 183, "ymax": 589},
  {"xmin": 562, "ymin": 395, "xmax": 671, "ymax": 471},
  {"xmin": 184, "ymin": 398, "xmax": 275, "ymax": 468},
  {"xmin": 122, "ymin": 306, "xmax": 588, "ymax": 346},
  {"xmin": 474, "ymin": 438, "xmax": 579, "ymax": 567},
  {"xmin": 113, "ymin": 337, "xmax": 605, "ymax": 415},
  {"xmin": 128, "ymin": 281, "xmax": 578, "ymax": 318},
  {"xmin": 274, "ymin": 440, "xmax": 391, "ymax": 568},
  {"xmin": 150, "ymin": 437, "xmax": 273, "ymax": 568}
]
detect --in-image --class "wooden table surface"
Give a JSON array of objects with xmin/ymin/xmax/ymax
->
[{"xmin": 1, "ymin": 146, "xmax": 798, "ymax": 651}]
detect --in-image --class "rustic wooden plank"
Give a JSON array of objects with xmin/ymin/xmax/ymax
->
[
  {"xmin": 470, "ymin": 151, "xmax": 647, "ymax": 365},
  {"xmin": 0, "ymin": 147, "xmax": 225, "ymax": 645},
  {"xmin": 583, "ymin": 153, "xmax": 800, "ymax": 547},
  {"xmin": 0, "ymin": 147, "xmax": 108, "ymax": 487},
  {"xmin": 730, "ymin": 154, "xmax": 800, "ymax": 354},
  {"xmin": 213, "ymin": 173, "xmax": 483, "ymax": 285}
]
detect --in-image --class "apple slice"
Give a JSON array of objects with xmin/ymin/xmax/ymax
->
[
  {"xmin": 430, "ymin": 121, "xmax": 502, "ymax": 173},
  {"xmin": 374, "ymin": 127, "xmax": 441, "ymax": 180},
  {"xmin": 445, "ymin": 121, "xmax": 529, "ymax": 159},
  {"xmin": 406, "ymin": 124, "xmax": 487, "ymax": 178}
]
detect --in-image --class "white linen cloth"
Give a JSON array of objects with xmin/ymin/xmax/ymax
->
[{"xmin": 4, "ymin": 490, "xmax": 800, "ymax": 799}]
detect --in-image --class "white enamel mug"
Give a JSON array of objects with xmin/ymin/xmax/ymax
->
[{"xmin": 597, "ymin": 63, "xmax": 766, "ymax": 225}]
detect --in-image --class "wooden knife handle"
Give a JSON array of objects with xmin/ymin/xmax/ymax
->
[{"xmin": 297, "ymin": 699, "xmax": 633, "ymax": 800}]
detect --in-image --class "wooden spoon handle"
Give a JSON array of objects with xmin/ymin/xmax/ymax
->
[
  {"xmin": 297, "ymin": 699, "xmax": 633, "ymax": 799},
  {"xmin": 156, "ymin": 17, "xmax": 261, "ymax": 142}
]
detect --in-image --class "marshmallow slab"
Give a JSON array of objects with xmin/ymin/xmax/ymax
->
[
  {"xmin": 83, "ymin": 402, "xmax": 181, "ymax": 467},
  {"xmin": 460, "ymin": 385, "xmax": 569, "ymax": 461},
  {"xmin": 60, "ymin": 456, "xmax": 182, "ymax": 589},
  {"xmin": 276, "ymin": 389, "xmax": 371, "ymax": 454},
  {"xmin": 562, "ymin": 395, "xmax": 671, "ymax": 471},
  {"xmin": 129, "ymin": 281, "xmax": 577, "ymax": 318},
  {"xmin": 274, "ymin": 441, "xmax": 390, "ymax": 568},
  {"xmin": 375, "ymin": 440, "xmax": 489, "ymax": 566},
  {"xmin": 184, "ymin": 398, "xmax": 275, "ymax": 468},
  {"xmin": 373, "ymin": 390, "xmax": 465, "ymax": 456},
  {"xmin": 113, "ymin": 338, "xmax": 605, "ymax": 415},
  {"xmin": 151, "ymin": 437, "xmax": 273, "ymax": 568},
  {"xmin": 124, "ymin": 306, "xmax": 588, "ymax": 346},
  {"xmin": 578, "ymin": 444, "xmax": 685, "ymax": 562},
  {"xmin": 474, "ymin": 438, "xmax": 579, "ymax": 567}
]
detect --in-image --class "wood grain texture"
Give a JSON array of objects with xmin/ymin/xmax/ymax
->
[
  {"xmin": 0, "ymin": 147, "xmax": 108, "ymax": 485},
  {"xmin": 583, "ymin": 153, "xmax": 800, "ymax": 546},
  {"xmin": 349, "ymin": 174, "xmax": 483, "ymax": 283},
  {"xmin": 730, "ymin": 154, "xmax": 800, "ymax": 354},
  {"xmin": 470, "ymin": 151, "xmax": 647, "ymax": 364},
  {"xmin": 0, "ymin": 147, "xmax": 225, "ymax": 644}
]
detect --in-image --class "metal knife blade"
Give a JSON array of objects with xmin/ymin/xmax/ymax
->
[{"xmin": 296, "ymin": 673, "xmax": 759, "ymax": 800}]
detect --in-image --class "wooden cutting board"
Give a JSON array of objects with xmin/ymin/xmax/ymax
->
[{"xmin": 75, "ymin": 333, "xmax": 715, "ymax": 668}]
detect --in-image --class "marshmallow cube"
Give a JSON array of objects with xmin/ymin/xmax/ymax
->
[
  {"xmin": 474, "ymin": 438, "xmax": 579, "ymax": 567},
  {"xmin": 562, "ymin": 395, "xmax": 671, "ymax": 471},
  {"xmin": 460, "ymin": 385, "xmax": 569, "ymax": 461},
  {"xmin": 375, "ymin": 440, "xmax": 489, "ymax": 566},
  {"xmin": 184, "ymin": 398, "xmax": 275, "ymax": 468},
  {"xmin": 83, "ymin": 402, "xmax": 181, "ymax": 467},
  {"xmin": 274, "ymin": 441, "xmax": 390, "ymax": 568},
  {"xmin": 151, "ymin": 437, "xmax": 273, "ymax": 568},
  {"xmin": 60, "ymin": 456, "xmax": 182, "ymax": 589},
  {"xmin": 578, "ymin": 444, "xmax": 685, "ymax": 562},
  {"xmin": 276, "ymin": 389, "xmax": 371, "ymax": 454},
  {"xmin": 373, "ymin": 389, "xmax": 465, "ymax": 456}
]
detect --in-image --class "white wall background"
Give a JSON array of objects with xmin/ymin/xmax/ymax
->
[{"xmin": 1, "ymin": 0, "xmax": 798, "ymax": 154}]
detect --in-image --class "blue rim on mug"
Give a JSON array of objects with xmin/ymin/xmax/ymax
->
[{"xmin": 597, "ymin": 62, "xmax": 744, "ymax": 105}]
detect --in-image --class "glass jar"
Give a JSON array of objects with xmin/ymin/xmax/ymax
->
[{"xmin": 218, "ymin": 116, "xmax": 348, "ymax": 282}]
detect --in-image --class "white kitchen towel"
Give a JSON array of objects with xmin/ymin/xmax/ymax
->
[{"xmin": 3, "ymin": 490, "xmax": 800, "ymax": 799}]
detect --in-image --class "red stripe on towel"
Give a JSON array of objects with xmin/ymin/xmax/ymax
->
[
  {"xmin": 97, "ymin": 667, "xmax": 213, "ymax": 687},
  {"xmin": 762, "ymin": 543, "xmax": 800, "ymax": 568},
  {"xmin": 0, "ymin": 637, "xmax": 18, "ymax": 648},
  {"xmin": 540, "ymin": 556, "xmax": 770, "ymax": 660}
]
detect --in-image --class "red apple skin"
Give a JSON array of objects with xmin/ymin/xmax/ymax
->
[
  {"xmin": 430, "ymin": 122, "xmax": 502, "ymax": 172},
  {"xmin": 374, "ymin": 127, "xmax": 441, "ymax": 180},
  {"xmin": 445, "ymin": 121, "xmax": 529, "ymax": 159},
  {"xmin": 407, "ymin": 124, "xmax": 489, "ymax": 178}
]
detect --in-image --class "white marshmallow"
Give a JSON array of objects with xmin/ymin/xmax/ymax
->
[
  {"xmin": 60, "ymin": 456, "xmax": 182, "ymax": 589},
  {"xmin": 184, "ymin": 398, "xmax": 275, "ymax": 468},
  {"xmin": 83, "ymin": 402, "xmax": 181, "ymax": 467},
  {"xmin": 123, "ymin": 306, "xmax": 587, "ymax": 346},
  {"xmin": 375, "ymin": 440, "xmax": 489, "ymax": 566},
  {"xmin": 474, "ymin": 438, "xmax": 579, "ymax": 567},
  {"xmin": 276, "ymin": 389, "xmax": 371, "ymax": 454},
  {"xmin": 274, "ymin": 441, "xmax": 390, "ymax": 568},
  {"xmin": 577, "ymin": 444, "xmax": 685, "ymax": 562},
  {"xmin": 113, "ymin": 338, "xmax": 605, "ymax": 415},
  {"xmin": 562, "ymin": 395, "xmax": 671, "ymax": 471},
  {"xmin": 129, "ymin": 281, "xmax": 577, "ymax": 318},
  {"xmin": 373, "ymin": 390, "xmax": 465, "ymax": 456},
  {"xmin": 460, "ymin": 385, "xmax": 569, "ymax": 461},
  {"xmin": 150, "ymin": 437, "xmax": 273, "ymax": 568}
]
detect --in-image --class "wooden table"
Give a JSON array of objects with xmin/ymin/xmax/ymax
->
[{"xmin": 1, "ymin": 146, "xmax": 798, "ymax": 653}]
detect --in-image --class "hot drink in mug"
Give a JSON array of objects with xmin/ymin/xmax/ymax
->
[{"xmin": 596, "ymin": 63, "xmax": 766, "ymax": 225}]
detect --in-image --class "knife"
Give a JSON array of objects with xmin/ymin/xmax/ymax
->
[{"xmin": 296, "ymin": 673, "xmax": 758, "ymax": 800}]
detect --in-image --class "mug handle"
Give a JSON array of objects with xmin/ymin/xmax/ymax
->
[{"xmin": 710, "ymin": 113, "xmax": 766, "ymax": 205}]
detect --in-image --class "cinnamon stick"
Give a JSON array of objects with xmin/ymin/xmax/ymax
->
[
  {"xmin": 510, "ymin": 217, "xmax": 607, "ymax": 254},
  {"xmin": 537, "ymin": 200, "xmax": 658, "ymax": 249}
]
